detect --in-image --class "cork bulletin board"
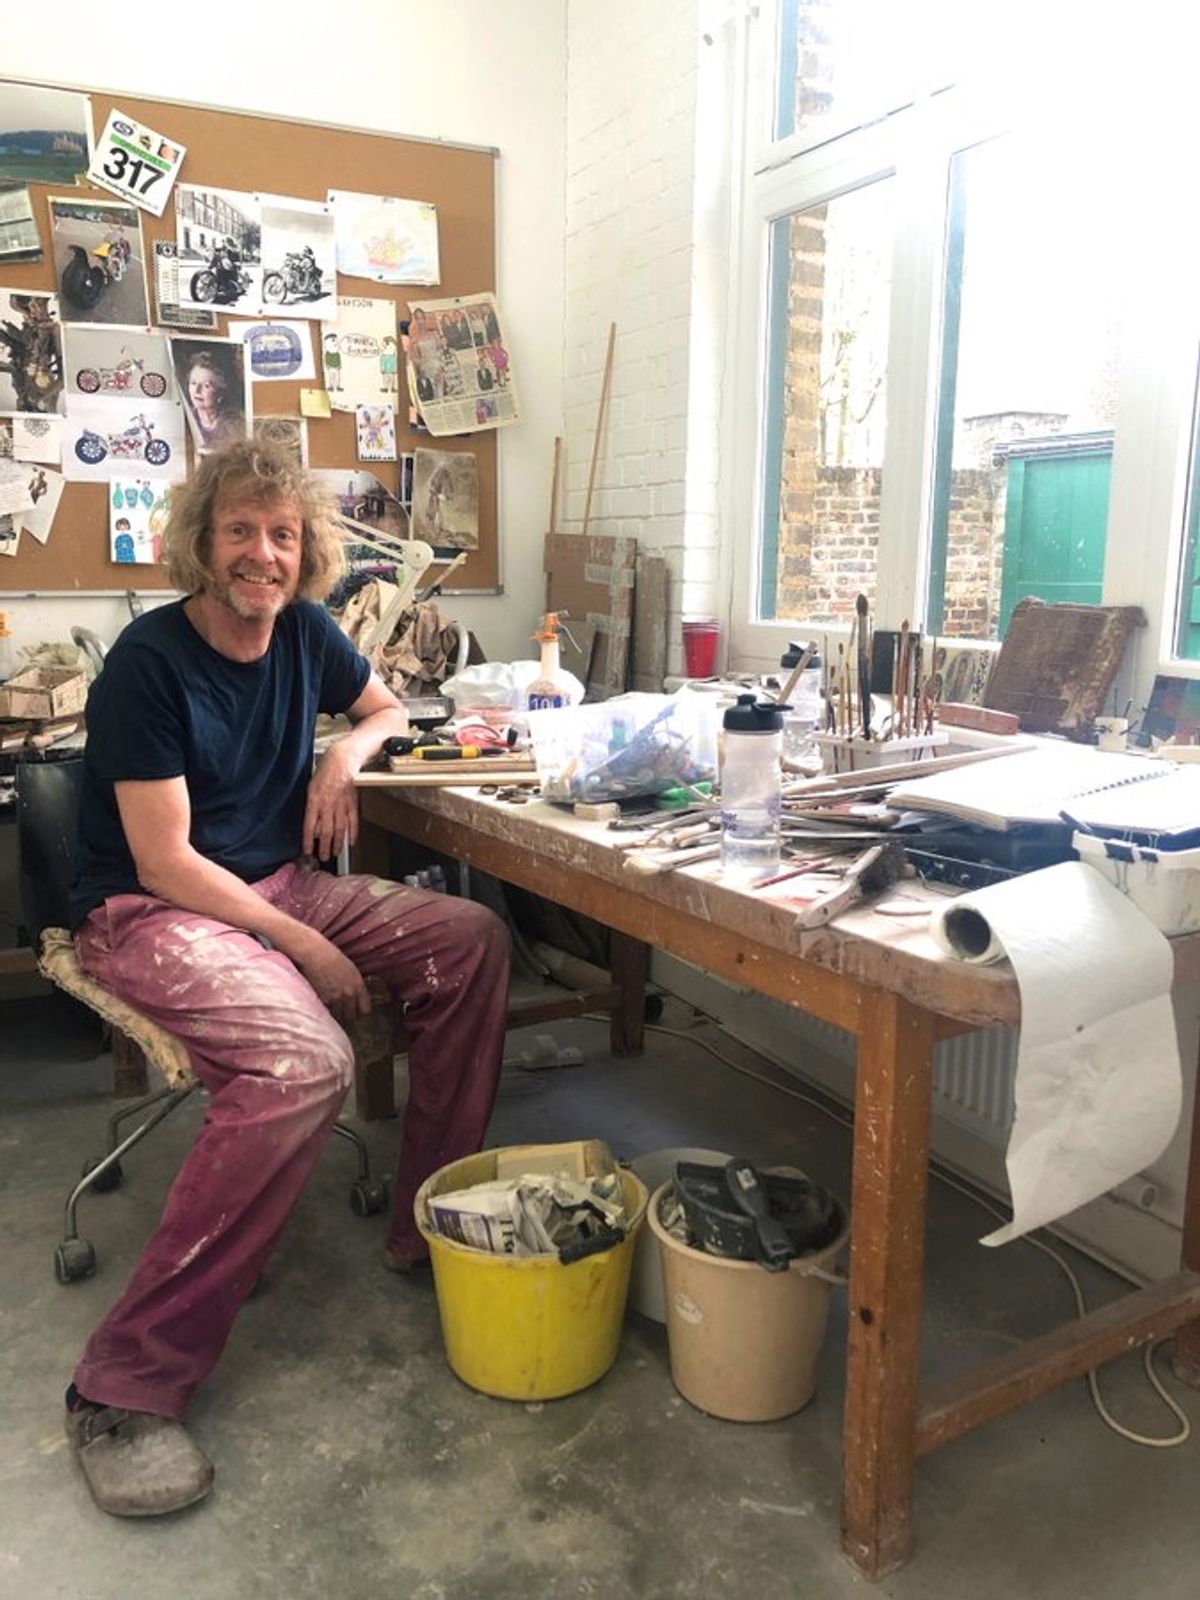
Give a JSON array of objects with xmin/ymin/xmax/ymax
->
[{"xmin": 0, "ymin": 80, "xmax": 499, "ymax": 592}]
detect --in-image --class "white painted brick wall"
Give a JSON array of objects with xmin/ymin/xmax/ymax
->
[{"xmin": 565, "ymin": 0, "xmax": 732, "ymax": 673}]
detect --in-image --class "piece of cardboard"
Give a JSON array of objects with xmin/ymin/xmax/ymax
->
[
  {"xmin": 493, "ymin": 1138, "xmax": 616, "ymax": 1183},
  {"xmin": 544, "ymin": 532, "xmax": 637, "ymax": 700}
]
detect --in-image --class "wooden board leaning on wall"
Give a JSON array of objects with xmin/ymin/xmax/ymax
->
[{"xmin": 0, "ymin": 81, "xmax": 499, "ymax": 593}]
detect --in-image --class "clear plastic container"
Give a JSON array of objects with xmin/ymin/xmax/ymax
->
[{"xmin": 720, "ymin": 695, "xmax": 783, "ymax": 882}]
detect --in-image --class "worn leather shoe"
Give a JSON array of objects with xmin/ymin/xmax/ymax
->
[
  {"xmin": 381, "ymin": 1245, "xmax": 431, "ymax": 1275},
  {"xmin": 65, "ymin": 1401, "xmax": 214, "ymax": 1517}
]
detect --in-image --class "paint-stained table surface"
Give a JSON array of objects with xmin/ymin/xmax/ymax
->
[{"xmin": 355, "ymin": 780, "xmax": 1200, "ymax": 1579}]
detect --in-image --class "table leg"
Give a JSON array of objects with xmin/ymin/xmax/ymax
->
[
  {"xmin": 608, "ymin": 931, "xmax": 648, "ymax": 1056},
  {"xmin": 841, "ymin": 992, "xmax": 936, "ymax": 1579},
  {"xmin": 1172, "ymin": 1039, "xmax": 1200, "ymax": 1386}
]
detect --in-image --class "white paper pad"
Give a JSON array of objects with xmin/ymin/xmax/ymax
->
[{"xmin": 928, "ymin": 862, "xmax": 1181, "ymax": 1246}]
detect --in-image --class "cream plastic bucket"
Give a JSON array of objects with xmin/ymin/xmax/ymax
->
[{"xmin": 647, "ymin": 1179, "xmax": 848, "ymax": 1422}]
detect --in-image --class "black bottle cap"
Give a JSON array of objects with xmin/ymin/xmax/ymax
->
[
  {"xmin": 779, "ymin": 639, "xmax": 821, "ymax": 670},
  {"xmin": 723, "ymin": 693, "xmax": 785, "ymax": 732}
]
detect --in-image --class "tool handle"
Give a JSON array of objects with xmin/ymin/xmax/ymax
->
[
  {"xmin": 557, "ymin": 1225, "xmax": 626, "ymax": 1265},
  {"xmin": 793, "ymin": 843, "xmax": 884, "ymax": 931},
  {"xmin": 723, "ymin": 1159, "xmax": 794, "ymax": 1271}
]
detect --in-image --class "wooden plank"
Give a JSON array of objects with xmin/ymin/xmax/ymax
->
[
  {"xmin": 630, "ymin": 553, "xmax": 669, "ymax": 692},
  {"xmin": 608, "ymin": 931, "xmax": 649, "ymax": 1055},
  {"xmin": 840, "ymin": 992, "xmax": 936, "ymax": 1580},
  {"xmin": 918, "ymin": 1271, "xmax": 1200, "ymax": 1454}
]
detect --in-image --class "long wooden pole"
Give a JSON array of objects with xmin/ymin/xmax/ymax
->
[
  {"xmin": 581, "ymin": 323, "xmax": 617, "ymax": 540},
  {"xmin": 548, "ymin": 434, "xmax": 562, "ymax": 536}
]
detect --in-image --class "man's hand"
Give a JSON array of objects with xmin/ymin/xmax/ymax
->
[
  {"xmin": 293, "ymin": 931, "xmax": 371, "ymax": 1026},
  {"xmin": 303, "ymin": 742, "xmax": 359, "ymax": 861}
]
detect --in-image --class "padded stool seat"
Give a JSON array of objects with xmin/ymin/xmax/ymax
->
[{"xmin": 38, "ymin": 927, "xmax": 195, "ymax": 1091}]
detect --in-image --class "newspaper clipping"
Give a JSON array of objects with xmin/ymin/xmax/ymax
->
[{"xmin": 405, "ymin": 293, "xmax": 518, "ymax": 436}]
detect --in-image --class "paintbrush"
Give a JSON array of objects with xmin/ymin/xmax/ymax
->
[
  {"xmin": 856, "ymin": 593, "xmax": 871, "ymax": 739},
  {"xmin": 895, "ymin": 619, "xmax": 910, "ymax": 738},
  {"xmin": 793, "ymin": 840, "xmax": 906, "ymax": 930}
]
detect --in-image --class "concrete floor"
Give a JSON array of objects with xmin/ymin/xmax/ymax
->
[{"xmin": 2, "ymin": 984, "xmax": 1199, "ymax": 1599}]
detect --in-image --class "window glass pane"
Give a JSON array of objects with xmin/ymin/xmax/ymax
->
[
  {"xmin": 927, "ymin": 134, "xmax": 1122, "ymax": 641},
  {"xmin": 1173, "ymin": 365, "xmax": 1200, "ymax": 661},
  {"xmin": 776, "ymin": 0, "xmax": 957, "ymax": 144},
  {"xmin": 760, "ymin": 176, "xmax": 894, "ymax": 624}
]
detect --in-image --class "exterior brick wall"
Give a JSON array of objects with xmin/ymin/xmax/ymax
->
[{"xmin": 781, "ymin": 464, "xmax": 1007, "ymax": 637}]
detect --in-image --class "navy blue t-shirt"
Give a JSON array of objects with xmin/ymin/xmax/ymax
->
[{"xmin": 70, "ymin": 599, "xmax": 370, "ymax": 928}]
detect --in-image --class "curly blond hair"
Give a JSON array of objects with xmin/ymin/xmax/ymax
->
[{"xmin": 161, "ymin": 439, "xmax": 346, "ymax": 600}]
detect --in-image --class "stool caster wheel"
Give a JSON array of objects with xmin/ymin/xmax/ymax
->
[
  {"xmin": 350, "ymin": 1178, "xmax": 389, "ymax": 1217},
  {"xmin": 82, "ymin": 1156, "xmax": 123, "ymax": 1192},
  {"xmin": 55, "ymin": 1238, "xmax": 96, "ymax": 1284}
]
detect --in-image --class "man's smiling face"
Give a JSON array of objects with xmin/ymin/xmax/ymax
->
[{"xmin": 205, "ymin": 494, "xmax": 303, "ymax": 623}]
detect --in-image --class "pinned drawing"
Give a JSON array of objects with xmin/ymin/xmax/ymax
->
[
  {"xmin": 320, "ymin": 297, "xmax": 397, "ymax": 413},
  {"xmin": 228, "ymin": 318, "xmax": 315, "ymax": 383},
  {"xmin": 0, "ymin": 288, "xmax": 64, "ymax": 414},
  {"xmin": 109, "ymin": 478, "xmax": 171, "ymax": 564},
  {"xmin": 328, "ymin": 190, "xmax": 439, "ymax": 285}
]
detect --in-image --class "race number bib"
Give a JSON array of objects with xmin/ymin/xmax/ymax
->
[{"xmin": 88, "ymin": 111, "xmax": 186, "ymax": 217}]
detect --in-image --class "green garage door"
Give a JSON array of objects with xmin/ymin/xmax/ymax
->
[{"xmin": 998, "ymin": 446, "xmax": 1111, "ymax": 637}]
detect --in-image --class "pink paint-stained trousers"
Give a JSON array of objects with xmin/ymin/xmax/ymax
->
[{"xmin": 71, "ymin": 859, "xmax": 509, "ymax": 1420}]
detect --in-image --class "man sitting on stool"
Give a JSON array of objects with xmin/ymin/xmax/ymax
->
[{"xmin": 64, "ymin": 438, "xmax": 509, "ymax": 1517}]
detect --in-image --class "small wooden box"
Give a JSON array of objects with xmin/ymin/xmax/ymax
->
[{"xmin": 0, "ymin": 666, "xmax": 88, "ymax": 721}]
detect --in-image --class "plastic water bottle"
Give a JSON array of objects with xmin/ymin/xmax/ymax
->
[
  {"xmin": 720, "ymin": 694, "xmax": 783, "ymax": 882},
  {"xmin": 780, "ymin": 644, "xmax": 824, "ymax": 770}
]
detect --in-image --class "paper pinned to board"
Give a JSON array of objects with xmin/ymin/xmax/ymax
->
[{"xmin": 929, "ymin": 862, "xmax": 1181, "ymax": 1246}]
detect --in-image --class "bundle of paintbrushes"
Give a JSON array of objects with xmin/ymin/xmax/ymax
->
[{"xmin": 815, "ymin": 600, "xmax": 948, "ymax": 773}]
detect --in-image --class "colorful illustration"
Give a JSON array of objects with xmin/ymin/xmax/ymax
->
[
  {"xmin": 320, "ymin": 297, "xmax": 397, "ymax": 413},
  {"xmin": 355, "ymin": 404, "xmax": 396, "ymax": 463},
  {"xmin": 328, "ymin": 190, "xmax": 440, "ymax": 285},
  {"xmin": 109, "ymin": 478, "xmax": 171, "ymax": 563}
]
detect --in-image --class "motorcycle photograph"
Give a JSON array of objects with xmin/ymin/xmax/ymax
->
[
  {"xmin": 61, "ymin": 236, "xmax": 132, "ymax": 312},
  {"xmin": 190, "ymin": 242, "xmax": 251, "ymax": 307},
  {"xmin": 74, "ymin": 413, "xmax": 171, "ymax": 467},
  {"xmin": 262, "ymin": 249, "xmax": 324, "ymax": 306}
]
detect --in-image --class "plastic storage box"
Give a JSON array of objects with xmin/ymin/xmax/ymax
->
[{"xmin": 1073, "ymin": 830, "xmax": 1200, "ymax": 935}]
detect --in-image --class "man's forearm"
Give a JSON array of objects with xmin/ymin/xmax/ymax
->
[
  {"xmin": 329, "ymin": 706, "xmax": 410, "ymax": 773},
  {"xmin": 134, "ymin": 846, "xmax": 326, "ymax": 966}
]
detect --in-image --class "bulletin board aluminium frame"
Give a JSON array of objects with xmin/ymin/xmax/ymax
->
[{"xmin": 0, "ymin": 74, "xmax": 502, "ymax": 594}]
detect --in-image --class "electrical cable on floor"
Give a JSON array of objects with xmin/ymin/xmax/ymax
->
[{"xmin": 579, "ymin": 1009, "xmax": 1191, "ymax": 1448}]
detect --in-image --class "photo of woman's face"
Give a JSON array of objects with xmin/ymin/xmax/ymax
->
[{"xmin": 189, "ymin": 365, "xmax": 224, "ymax": 414}]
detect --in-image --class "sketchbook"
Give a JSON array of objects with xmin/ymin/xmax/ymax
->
[{"xmin": 887, "ymin": 747, "xmax": 1200, "ymax": 845}]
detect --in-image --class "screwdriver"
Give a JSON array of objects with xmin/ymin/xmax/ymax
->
[{"xmin": 411, "ymin": 745, "xmax": 484, "ymax": 760}]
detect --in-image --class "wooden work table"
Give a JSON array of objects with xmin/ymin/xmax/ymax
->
[{"xmin": 355, "ymin": 779, "xmax": 1200, "ymax": 1579}]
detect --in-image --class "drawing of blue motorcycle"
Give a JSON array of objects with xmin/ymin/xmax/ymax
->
[{"xmin": 74, "ymin": 414, "xmax": 171, "ymax": 467}]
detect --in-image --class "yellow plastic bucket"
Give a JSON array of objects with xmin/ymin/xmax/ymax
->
[{"xmin": 414, "ymin": 1148, "xmax": 649, "ymax": 1401}]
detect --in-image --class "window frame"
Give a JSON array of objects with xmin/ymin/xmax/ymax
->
[{"xmin": 723, "ymin": 2, "xmax": 1200, "ymax": 707}]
